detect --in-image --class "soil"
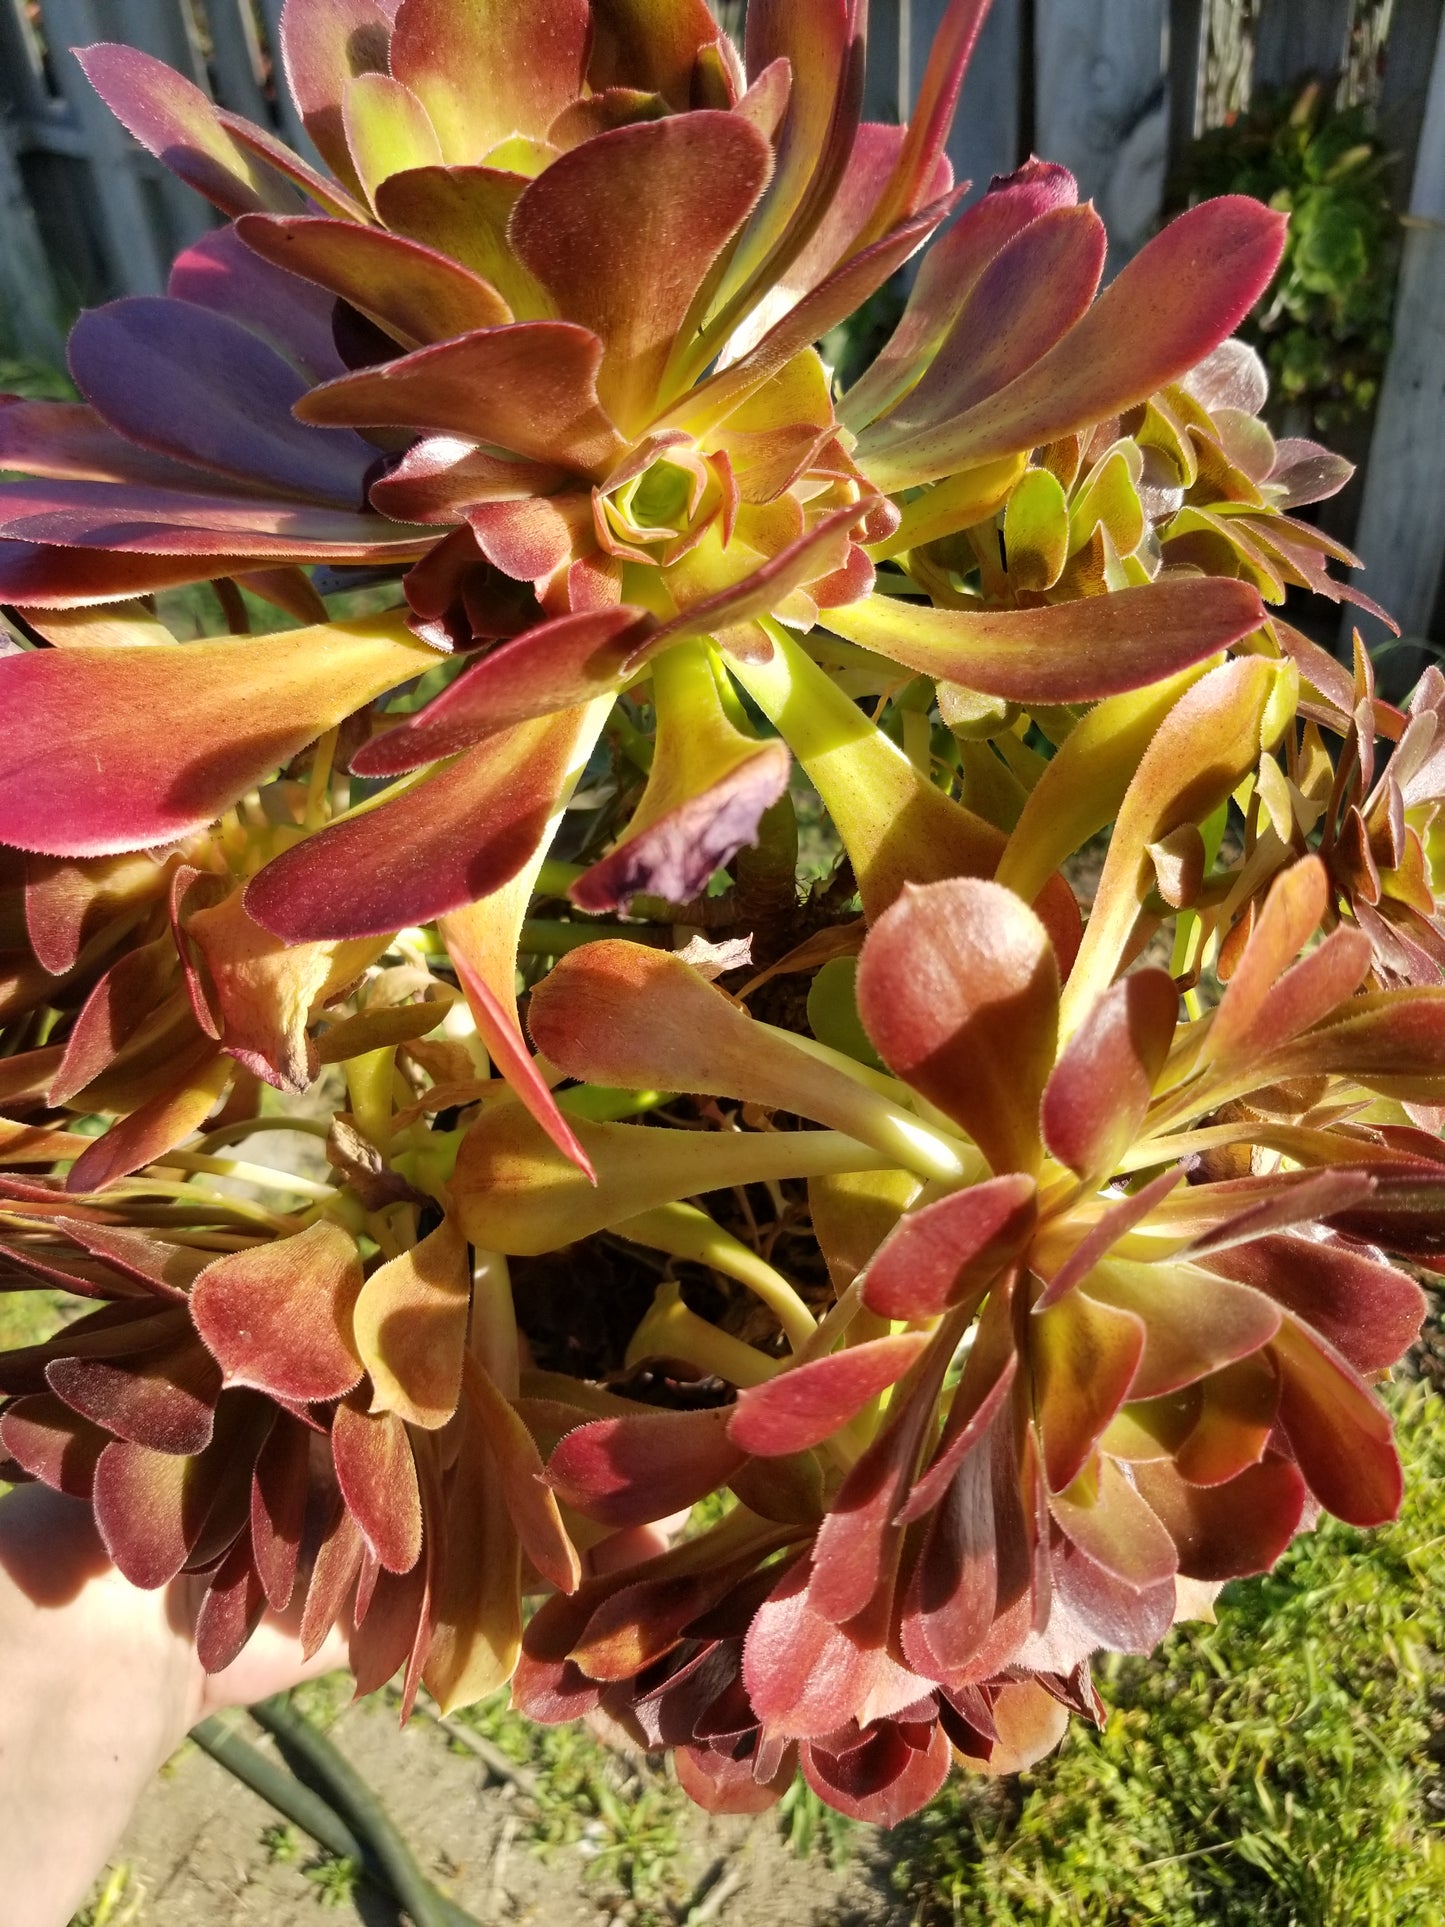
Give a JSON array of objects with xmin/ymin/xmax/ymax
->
[{"xmin": 99, "ymin": 1693, "xmax": 906, "ymax": 1927}]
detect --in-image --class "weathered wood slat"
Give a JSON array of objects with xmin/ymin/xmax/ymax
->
[
  {"xmin": 202, "ymin": 0, "xmax": 271, "ymax": 124},
  {"xmin": 1165, "ymin": 0, "xmax": 1206, "ymax": 179},
  {"xmin": 0, "ymin": 0, "xmax": 55, "ymax": 121},
  {"xmin": 0, "ymin": 113, "xmax": 66, "ymax": 358},
  {"xmin": 906, "ymin": 0, "xmax": 1022, "ymax": 200},
  {"xmin": 33, "ymin": 0, "xmax": 173, "ymax": 294},
  {"xmin": 109, "ymin": 0, "xmax": 214, "ymax": 250},
  {"xmin": 251, "ymin": 0, "xmax": 315, "ymax": 160},
  {"xmin": 1252, "ymin": 0, "xmax": 1353, "ymax": 91},
  {"xmin": 1037, "ymin": 0, "xmax": 1168, "ymax": 267},
  {"xmin": 1349, "ymin": 8, "xmax": 1445, "ymax": 644}
]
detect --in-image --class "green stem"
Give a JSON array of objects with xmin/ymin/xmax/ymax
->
[
  {"xmin": 517, "ymin": 919, "xmax": 670, "ymax": 955},
  {"xmin": 614, "ymin": 1202, "xmax": 817, "ymax": 1350}
]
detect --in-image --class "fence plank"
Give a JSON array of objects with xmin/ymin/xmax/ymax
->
[
  {"xmin": 901, "ymin": 0, "xmax": 1021, "ymax": 199},
  {"xmin": 1253, "ymin": 0, "xmax": 1353, "ymax": 90},
  {"xmin": 111, "ymin": 0, "xmax": 214, "ymax": 250},
  {"xmin": 0, "ymin": 114, "xmax": 67, "ymax": 359},
  {"xmin": 1165, "ymin": 0, "xmax": 1207, "ymax": 180},
  {"xmin": 251, "ymin": 0, "xmax": 315, "ymax": 159},
  {"xmin": 36, "ymin": 0, "xmax": 174, "ymax": 294},
  {"xmin": 1349, "ymin": 8, "xmax": 1445, "ymax": 643},
  {"xmin": 203, "ymin": 0, "xmax": 271, "ymax": 124},
  {"xmin": 1036, "ymin": 0, "xmax": 1168, "ymax": 266}
]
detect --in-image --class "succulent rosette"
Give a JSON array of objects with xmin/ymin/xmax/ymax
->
[
  {"xmin": 485, "ymin": 854, "xmax": 1430, "ymax": 1819},
  {"xmin": 0, "ymin": 0, "xmax": 1441, "ymax": 1843}
]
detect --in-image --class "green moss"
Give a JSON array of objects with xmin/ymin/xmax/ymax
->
[{"xmin": 890, "ymin": 1384, "xmax": 1445, "ymax": 1925}]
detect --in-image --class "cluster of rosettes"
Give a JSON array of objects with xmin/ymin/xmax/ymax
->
[{"xmin": 1, "ymin": 0, "xmax": 1442, "ymax": 1830}]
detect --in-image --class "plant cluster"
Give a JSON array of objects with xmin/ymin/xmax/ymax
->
[
  {"xmin": 0, "ymin": 0, "xmax": 1440, "ymax": 1834},
  {"xmin": 1179, "ymin": 81, "xmax": 1399, "ymax": 433}
]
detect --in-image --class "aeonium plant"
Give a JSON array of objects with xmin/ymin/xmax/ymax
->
[{"xmin": 0, "ymin": 0, "xmax": 1439, "ymax": 1837}]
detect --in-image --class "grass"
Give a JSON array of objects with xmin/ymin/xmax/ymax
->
[
  {"xmin": 437, "ymin": 1686, "xmax": 687, "ymax": 1918},
  {"xmin": 887, "ymin": 1381, "xmax": 1445, "ymax": 1926}
]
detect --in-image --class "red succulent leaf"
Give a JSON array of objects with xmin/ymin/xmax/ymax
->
[
  {"xmin": 1179, "ymin": 1168, "xmax": 1377, "ymax": 1260},
  {"xmin": 75, "ymin": 43, "xmax": 302, "ymax": 219},
  {"xmin": 0, "ymin": 542, "xmax": 243, "ymax": 607},
  {"xmin": 802, "ymin": 1719, "xmax": 952, "ymax": 1826},
  {"xmin": 728, "ymin": 1333, "xmax": 932, "ymax": 1457},
  {"xmin": 641, "ymin": 499, "xmax": 877, "ymax": 657},
  {"xmin": 24, "ymin": 850, "xmax": 167, "ymax": 978},
  {"xmin": 1045, "ymin": 1537, "xmax": 1178, "ymax": 1654},
  {"xmin": 332, "ymin": 1400, "xmax": 424, "ymax": 1575},
  {"xmin": 1132, "ymin": 1454, "xmax": 1306, "ymax": 1581},
  {"xmin": 168, "ymin": 223, "xmax": 347, "ymax": 384},
  {"xmin": 1041, "ymin": 969, "xmax": 1179, "ymax": 1181},
  {"xmin": 570, "ymin": 1557, "xmax": 770, "ymax": 1685},
  {"xmin": 511, "ymin": 114, "xmax": 773, "ymax": 433},
  {"xmin": 1032, "ymin": 1170, "xmax": 1185, "ymax": 1315},
  {"xmin": 1174, "ymin": 1354, "xmax": 1280, "ymax": 1486},
  {"xmin": 868, "ymin": 202, "xmax": 1107, "ymax": 451},
  {"xmin": 676, "ymin": 1742, "xmax": 796, "ymax": 1815},
  {"xmin": 352, "ymin": 606, "xmax": 651, "ymax": 776},
  {"xmin": 1080, "ymin": 1261, "xmax": 1281, "ymax": 1401},
  {"xmin": 68, "ymin": 297, "xmax": 371, "ymax": 503},
  {"xmin": 276, "ymin": 0, "xmax": 391, "ymax": 196},
  {"xmin": 1203, "ymin": 1234, "xmax": 1425, "ymax": 1375},
  {"xmin": 842, "ymin": 157, "xmax": 1079, "ymax": 429},
  {"xmin": 861, "ymin": 1175, "xmax": 1037, "ymax": 1321},
  {"xmin": 389, "ymin": 0, "xmax": 589, "ymax": 162},
  {"xmin": 825, "ymin": 577, "xmax": 1264, "ymax": 707},
  {"xmin": 899, "ymin": 1296, "xmax": 1020, "ymax": 1528},
  {"xmin": 681, "ymin": 188, "xmax": 964, "ymax": 437},
  {"xmin": 0, "ymin": 620, "xmax": 432, "ymax": 857},
  {"xmin": 1270, "ymin": 1317, "xmax": 1402, "ymax": 1527},
  {"xmin": 91, "ymin": 1438, "xmax": 210, "ymax": 1589},
  {"xmin": 195, "ymin": 1533, "xmax": 268, "ymax": 1673},
  {"xmin": 65, "ymin": 1047, "xmax": 232, "ymax": 1194},
  {"xmin": 0, "ymin": 1392, "xmax": 108, "ymax": 1497},
  {"xmin": 1033, "ymin": 1289, "xmax": 1145, "ymax": 1492},
  {"xmin": 46, "ymin": 1335, "xmax": 221, "ymax": 1457},
  {"xmin": 856, "ymin": 878, "xmax": 1059, "ymax": 1175},
  {"xmin": 190, "ymin": 1220, "xmax": 365, "ymax": 1405},
  {"xmin": 295, "ymin": 322, "xmax": 625, "ymax": 475},
  {"xmin": 250, "ymin": 1411, "xmax": 312, "ymax": 1612},
  {"xmin": 464, "ymin": 1354, "xmax": 581, "ymax": 1594},
  {"xmin": 545, "ymin": 1405, "xmax": 745, "ymax": 1528},
  {"xmin": 899, "ymin": 1373, "xmax": 1017, "ymax": 1678},
  {"xmin": 571, "ymin": 740, "xmax": 792, "ymax": 913},
  {"xmin": 1048, "ymin": 1454, "xmax": 1177, "ymax": 1589},
  {"xmin": 859, "ymin": 196, "xmax": 1288, "ymax": 486},
  {"xmin": 0, "ymin": 1305, "xmax": 185, "ymax": 1399},
  {"xmin": 51, "ymin": 1217, "xmax": 201, "ymax": 1310},
  {"xmin": 299, "ymin": 1498, "xmax": 366, "ymax": 1660},
  {"xmin": 1208, "ymin": 857, "xmax": 1371, "ymax": 1066},
  {"xmin": 441, "ymin": 893, "xmax": 595, "ymax": 1179},
  {"xmin": 47, "ymin": 938, "xmax": 181, "ymax": 1108},
  {"xmin": 742, "ymin": 1552, "xmax": 934, "ymax": 1738},
  {"xmin": 855, "ymin": 0, "xmax": 988, "ymax": 243},
  {"xmin": 806, "ymin": 1332, "xmax": 957, "ymax": 1626},
  {"xmin": 350, "ymin": 1555, "xmax": 432, "ymax": 1697},
  {"xmin": 236, "ymin": 215, "xmax": 513, "ymax": 345},
  {"xmin": 248, "ymin": 704, "xmax": 602, "ymax": 943},
  {"xmin": 527, "ymin": 937, "xmax": 943, "ymax": 1159}
]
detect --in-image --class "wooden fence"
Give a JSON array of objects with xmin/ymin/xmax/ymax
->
[{"xmin": 1, "ymin": 0, "xmax": 1443, "ymax": 643}]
